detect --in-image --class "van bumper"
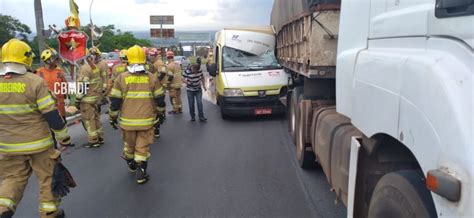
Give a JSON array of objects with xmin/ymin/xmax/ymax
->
[{"xmin": 218, "ymin": 95, "xmax": 286, "ymax": 116}]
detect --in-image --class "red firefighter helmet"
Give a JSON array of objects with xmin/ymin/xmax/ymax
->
[
  {"xmin": 166, "ymin": 50, "xmax": 174, "ymax": 59},
  {"xmin": 148, "ymin": 48, "xmax": 159, "ymax": 57}
]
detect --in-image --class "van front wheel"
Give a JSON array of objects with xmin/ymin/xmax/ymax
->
[{"xmin": 220, "ymin": 107, "xmax": 230, "ymax": 120}]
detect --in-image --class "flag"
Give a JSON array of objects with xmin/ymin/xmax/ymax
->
[{"xmin": 69, "ymin": 0, "xmax": 79, "ymax": 17}]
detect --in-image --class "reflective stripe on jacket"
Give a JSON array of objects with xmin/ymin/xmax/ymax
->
[
  {"xmin": 111, "ymin": 72, "xmax": 163, "ymax": 130},
  {"xmin": 0, "ymin": 73, "xmax": 57, "ymax": 154}
]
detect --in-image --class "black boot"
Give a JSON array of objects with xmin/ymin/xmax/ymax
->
[
  {"xmin": 82, "ymin": 142, "xmax": 101, "ymax": 148},
  {"xmin": 0, "ymin": 211, "xmax": 13, "ymax": 218},
  {"xmin": 154, "ymin": 128, "xmax": 160, "ymax": 138},
  {"xmin": 122, "ymin": 157, "xmax": 137, "ymax": 172},
  {"xmin": 46, "ymin": 209, "xmax": 65, "ymax": 218},
  {"xmin": 136, "ymin": 161, "xmax": 149, "ymax": 184}
]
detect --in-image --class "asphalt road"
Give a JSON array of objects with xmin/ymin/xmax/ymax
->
[{"xmin": 15, "ymin": 92, "xmax": 346, "ymax": 217}]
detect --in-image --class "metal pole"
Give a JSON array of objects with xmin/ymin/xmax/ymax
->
[
  {"xmin": 160, "ymin": 17, "xmax": 163, "ymax": 48},
  {"xmin": 89, "ymin": 0, "xmax": 95, "ymax": 47}
]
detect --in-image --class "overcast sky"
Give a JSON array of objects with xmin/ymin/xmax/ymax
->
[{"xmin": 0, "ymin": 0, "xmax": 274, "ymax": 33}]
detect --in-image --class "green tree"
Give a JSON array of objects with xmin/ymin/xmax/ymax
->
[
  {"xmin": 82, "ymin": 24, "xmax": 152, "ymax": 51},
  {"xmin": 0, "ymin": 14, "xmax": 32, "ymax": 45}
]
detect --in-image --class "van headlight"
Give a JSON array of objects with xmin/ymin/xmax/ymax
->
[{"xmin": 223, "ymin": 88, "xmax": 244, "ymax": 97}]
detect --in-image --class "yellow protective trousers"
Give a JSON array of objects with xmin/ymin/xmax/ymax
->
[
  {"xmin": 121, "ymin": 128, "xmax": 154, "ymax": 163},
  {"xmin": 169, "ymin": 88, "xmax": 182, "ymax": 112},
  {"xmin": 0, "ymin": 148, "xmax": 61, "ymax": 218},
  {"xmin": 80, "ymin": 102, "xmax": 103, "ymax": 143}
]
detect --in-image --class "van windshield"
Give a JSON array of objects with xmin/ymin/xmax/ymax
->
[{"xmin": 222, "ymin": 46, "xmax": 280, "ymax": 72}]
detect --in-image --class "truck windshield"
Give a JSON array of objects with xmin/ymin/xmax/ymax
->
[{"xmin": 222, "ymin": 46, "xmax": 280, "ymax": 71}]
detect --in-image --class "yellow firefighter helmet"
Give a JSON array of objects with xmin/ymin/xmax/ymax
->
[
  {"xmin": 88, "ymin": 46, "xmax": 102, "ymax": 56},
  {"xmin": 127, "ymin": 45, "xmax": 146, "ymax": 65},
  {"xmin": 40, "ymin": 48, "xmax": 59, "ymax": 63},
  {"xmin": 1, "ymin": 39, "xmax": 35, "ymax": 67}
]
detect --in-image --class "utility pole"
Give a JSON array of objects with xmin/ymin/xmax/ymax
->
[
  {"xmin": 160, "ymin": 17, "xmax": 163, "ymax": 48},
  {"xmin": 34, "ymin": 0, "xmax": 46, "ymax": 52}
]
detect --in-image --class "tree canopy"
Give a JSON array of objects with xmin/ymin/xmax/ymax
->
[{"xmin": 0, "ymin": 14, "xmax": 32, "ymax": 45}]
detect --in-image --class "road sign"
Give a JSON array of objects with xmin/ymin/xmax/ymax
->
[
  {"xmin": 150, "ymin": 15, "xmax": 174, "ymax": 25},
  {"xmin": 150, "ymin": 28, "xmax": 175, "ymax": 38},
  {"xmin": 57, "ymin": 30, "xmax": 89, "ymax": 64}
]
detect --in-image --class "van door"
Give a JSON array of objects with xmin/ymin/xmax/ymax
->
[{"xmin": 214, "ymin": 45, "xmax": 226, "ymax": 99}]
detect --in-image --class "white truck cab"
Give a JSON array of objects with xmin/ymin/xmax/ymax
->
[
  {"xmin": 273, "ymin": 0, "xmax": 473, "ymax": 216},
  {"xmin": 338, "ymin": 0, "xmax": 473, "ymax": 215}
]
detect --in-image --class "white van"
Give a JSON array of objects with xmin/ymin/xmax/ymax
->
[{"xmin": 208, "ymin": 26, "xmax": 289, "ymax": 119}]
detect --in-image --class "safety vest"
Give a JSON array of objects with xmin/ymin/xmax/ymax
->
[
  {"xmin": 0, "ymin": 73, "xmax": 56, "ymax": 154},
  {"xmin": 110, "ymin": 71, "xmax": 164, "ymax": 131}
]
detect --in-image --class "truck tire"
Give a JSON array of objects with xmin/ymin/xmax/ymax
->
[
  {"xmin": 289, "ymin": 87, "xmax": 302, "ymax": 145},
  {"xmin": 296, "ymin": 100, "xmax": 317, "ymax": 169},
  {"xmin": 368, "ymin": 170, "xmax": 437, "ymax": 218},
  {"xmin": 286, "ymin": 90, "xmax": 292, "ymax": 120}
]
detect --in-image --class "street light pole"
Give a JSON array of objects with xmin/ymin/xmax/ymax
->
[
  {"xmin": 160, "ymin": 17, "xmax": 163, "ymax": 48},
  {"xmin": 89, "ymin": 0, "xmax": 95, "ymax": 47}
]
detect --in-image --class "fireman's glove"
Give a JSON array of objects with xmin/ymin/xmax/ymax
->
[
  {"xmin": 157, "ymin": 113, "xmax": 165, "ymax": 125},
  {"xmin": 52, "ymin": 162, "xmax": 76, "ymax": 198},
  {"xmin": 109, "ymin": 116, "xmax": 118, "ymax": 130}
]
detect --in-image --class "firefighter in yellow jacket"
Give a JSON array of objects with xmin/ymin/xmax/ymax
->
[
  {"xmin": 165, "ymin": 51, "xmax": 183, "ymax": 114},
  {"xmin": 0, "ymin": 39, "xmax": 74, "ymax": 218},
  {"xmin": 109, "ymin": 45, "xmax": 165, "ymax": 184},
  {"xmin": 149, "ymin": 48, "xmax": 167, "ymax": 137},
  {"xmin": 76, "ymin": 47, "xmax": 107, "ymax": 148},
  {"xmin": 107, "ymin": 49, "xmax": 128, "ymax": 95}
]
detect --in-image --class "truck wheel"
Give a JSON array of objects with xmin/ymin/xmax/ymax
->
[
  {"xmin": 289, "ymin": 87, "xmax": 302, "ymax": 145},
  {"xmin": 296, "ymin": 101, "xmax": 317, "ymax": 169},
  {"xmin": 368, "ymin": 170, "xmax": 437, "ymax": 218}
]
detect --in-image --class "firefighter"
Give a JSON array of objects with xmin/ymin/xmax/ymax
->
[
  {"xmin": 108, "ymin": 49, "xmax": 128, "ymax": 95},
  {"xmin": 91, "ymin": 47, "xmax": 110, "ymax": 105},
  {"xmin": 148, "ymin": 48, "xmax": 166, "ymax": 138},
  {"xmin": 109, "ymin": 45, "xmax": 165, "ymax": 184},
  {"xmin": 76, "ymin": 47, "xmax": 107, "ymax": 148},
  {"xmin": 166, "ymin": 51, "xmax": 183, "ymax": 114},
  {"xmin": 36, "ymin": 48, "xmax": 68, "ymax": 119},
  {"xmin": 0, "ymin": 39, "xmax": 74, "ymax": 218}
]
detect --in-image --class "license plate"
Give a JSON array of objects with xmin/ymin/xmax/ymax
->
[{"xmin": 255, "ymin": 108, "xmax": 272, "ymax": 115}]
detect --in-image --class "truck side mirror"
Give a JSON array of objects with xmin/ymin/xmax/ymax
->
[{"xmin": 208, "ymin": 63, "xmax": 218, "ymax": 77}]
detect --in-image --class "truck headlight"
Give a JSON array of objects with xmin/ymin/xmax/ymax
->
[{"xmin": 223, "ymin": 88, "xmax": 244, "ymax": 97}]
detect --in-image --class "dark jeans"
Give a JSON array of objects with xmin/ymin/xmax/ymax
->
[{"xmin": 187, "ymin": 89, "xmax": 204, "ymax": 118}]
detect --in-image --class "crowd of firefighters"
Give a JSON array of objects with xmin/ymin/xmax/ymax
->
[{"xmin": 0, "ymin": 15, "xmax": 190, "ymax": 218}]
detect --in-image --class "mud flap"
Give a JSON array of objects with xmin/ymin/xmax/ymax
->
[{"xmin": 347, "ymin": 137, "xmax": 361, "ymax": 218}]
